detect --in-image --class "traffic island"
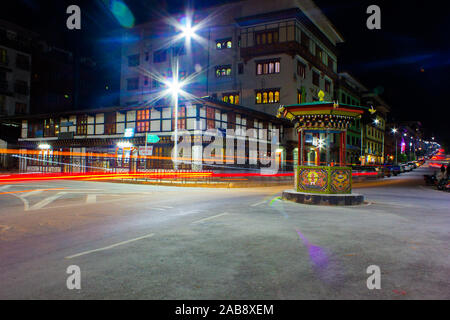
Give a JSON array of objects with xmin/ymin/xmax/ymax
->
[{"xmin": 282, "ymin": 190, "xmax": 364, "ymax": 206}]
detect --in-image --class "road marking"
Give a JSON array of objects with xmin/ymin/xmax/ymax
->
[
  {"xmin": 251, "ymin": 200, "xmax": 267, "ymax": 207},
  {"xmin": 29, "ymin": 192, "xmax": 65, "ymax": 211},
  {"xmin": 20, "ymin": 190, "xmax": 44, "ymax": 197},
  {"xmin": 65, "ymin": 233, "xmax": 155, "ymax": 259},
  {"xmin": 192, "ymin": 212, "xmax": 229, "ymax": 224},
  {"xmin": 0, "ymin": 188, "xmax": 65, "ymax": 196},
  {"xmin": 86, "ymin": 194, "xmax": 97, "ymax": 204},
  {"xmin": 0, "ymin": 185, "xmax": 10, "ymax": 191}
]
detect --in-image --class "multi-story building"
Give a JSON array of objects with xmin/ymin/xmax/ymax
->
[
  {"xmin": 119, "ymin": 0, "xmax": 344, "ymax": 168},
  {"xmin": 335, "ymin": 72, "xmax": 390, "ymax": 166},
  {"xmin": 361, "ymin": 93, "xmax": 390, "ymax": 165},
  {"xmin": 0, "ymin": 20, "xmax": 33, "ymax": 117},
  {"xmin": 121, "ymin": 0, "xmax": 343, "ymax": 113},
  {"xmin": 335, "ymin": 73, "xmax": 367, "ymax": 165}
]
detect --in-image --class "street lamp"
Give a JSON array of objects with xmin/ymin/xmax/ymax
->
[
  {"xmin": 166, "ymin": 60, "xmax": 184, "ymax": 170},
  {"xmin": 169, "ymin": 18, "xmax": 198, "ymax": 170},
  {"xmin": 392, "ymin": 128, "xmax": 398, "ymax": 165}
]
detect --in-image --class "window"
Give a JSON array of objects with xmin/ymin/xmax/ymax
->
[
  {"xmin": 255, "ymin": 89, "xmax": 280, "ymax": 104},
  {"xmin": 215, "ymin": 65, "xmax": 232, "ymax": 78},
  {"xmin": 14, "ymin": 80, "xmax": 28, "ymax": 95},
  {"xmin": 256, "ymin": 59, "xmax": 280, "ymax": 75},
  {"xmin": 312, "ymin": 71, "xmax": 320, "ymax": 87},
  {"xmin": 297, "ymin": 61, "xmax": 306, "ymax": 79},
  {"xmin": 173, "ymin": 44, "xmax": 186, "ymax": 56},
  {"xmin": 144, "ymin": 76, "xmax": 149, "ymax": 86},
  {"xmin": 27, "ymin": 120, "xmax": 43, "ymax": 138},
  {"xmin": 153, "ymin": 49, "xmax": 167, "ymax": 63},
  {"xmin": 301, "ymin": 32, "xmax": 310, "ymax": 48},
  {"xmin": 16, "ymin": 54, "xmax": 30, "ymax": 70},
  {"xmin": 76, "ymin": 115, "xmax": 88, "ymax": 135},
  {"xmin": 128, "ymin": 54, "xmax": 140, "ymax": 67},
  {"xmin": 206, "ymin": 107, "xmax": 215, "ymax": 129},
  {"xmin": 0, "ymin": 95, "xmax": 5, "ymax": 114},
  {"xmin": 297, "ymin": 90, "xmax": 303, "ymax": 104},
  {"xmin": 152, "ymin": 79, "xmax": 162, "ymax": 88},
  {"xmin": 0, "ymin": 48, "xmax": 7, "ymax": 65},
  {"xmin": 238, "ymin": 63, "xmax": 244, "ymax": 74},
  {"xmin": 316, "ymin": 46, "xmax": 323, "ymax": 61},
  {"xmin": 216, "ymin": 38, "xmax": 232, "ymax": 50},
  {"xmin": 144, "ymin": 52, "xmax": 149, "ymax": 61},
  {"xmin": 136, "ymin": 109, "xmax": 150, "ymax": 132},
  {"xmin": 104, "ymin": 112, "xmax": 116, "ymax": 135},
  {"xmin": 328, "ymin": 56, "xmax": 335, "ymax": 70},
  {"xmin": 172, "ymin": 106, "xmax": 186, "ymax": 130},
  {"xmin": 127, "ymin": 77, "xmax": 139, "ymax": 90},
  {"xmin": 222, "ymin": 93, "xmax": 239, "ymax": 105},
  {"xmin": 255, "ymin": 30, "xmax": 278, "ymax": 45},
  {"xmin": 15, "ymin": 102, "xmax": 27, "ymax": 114},
  {"xmin": 325, "ymin": 80, "xmax": 331, "ymax": 93},
  {"xmin": 44, "ymin": 118, "xmax": 59, "ymax": 137}
]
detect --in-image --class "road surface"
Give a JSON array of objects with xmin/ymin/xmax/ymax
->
[{"xmin": 0, "ymin": 164, "xmax": 449, "ymax": 299}]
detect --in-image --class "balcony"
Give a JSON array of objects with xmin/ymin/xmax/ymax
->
[{"xmin": 240, "ymin": 41, "xmax": 337, "ymax": 80}]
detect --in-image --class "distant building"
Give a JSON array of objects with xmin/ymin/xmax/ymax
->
[
  {"xmin": 335, "ymin": 73, "xmax": 366, "ymax": 165},
  {"xmin": 335, "ymin": 72, "xmax": 390, "ymax": 165},
  {"xmin": 0, "ymin": 19, "xmax": 33, "ymax": 117},
  {"xmin": 361, "ymin": 93, "xmax": 390, "ymax": 165}
]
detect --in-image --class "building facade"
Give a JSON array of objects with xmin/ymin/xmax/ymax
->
[
  {"xmin": 120, "ymin": 0, "xmax": 343, "ymax": 115},
  {"xmin": 0, "ymin": 20, "xmax": 32, "ymax": 117},
  {"xmin": 16, "ymin": 98, "xmax": 291, "ymax": 173}
]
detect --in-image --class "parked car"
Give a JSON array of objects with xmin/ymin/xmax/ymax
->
[{"xmin": 387, "ymin": 164, "xmax": 401, "ymax": 176}]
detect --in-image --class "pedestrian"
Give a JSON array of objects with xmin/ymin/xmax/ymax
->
[
  {"xmin": 436, "ymin": 165, "xmax": 446, "ymax": 182},
  {"xmin": 445, "ymin": 163, "xmax": 450, "ymax": 179}
]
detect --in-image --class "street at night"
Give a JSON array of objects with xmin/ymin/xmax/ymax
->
[
  {"xmin": 1, "ymin": 0, "xmax": 450, "ymax": 306},
  {"xmin": 1, "ymin": 163, "xmax": 448, "ymax": 299}
]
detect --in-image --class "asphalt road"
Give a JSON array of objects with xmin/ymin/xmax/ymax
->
[{"xmin": 0, "ymin": 164, "xmax": 449, "ymax": 299}]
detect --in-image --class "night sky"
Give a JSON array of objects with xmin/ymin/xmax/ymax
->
[{"xmin": 2, "ymin": 0, "xmax": 449, "ymax": 146}]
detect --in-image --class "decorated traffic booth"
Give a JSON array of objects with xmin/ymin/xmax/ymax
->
[{"xmin": 278, "ymin": 96, "xmax": 366, "ymax": 205}]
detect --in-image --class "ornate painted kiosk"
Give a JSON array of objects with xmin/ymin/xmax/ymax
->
[{"xmin": 278, "ymin": 99, "xmax": 365, "ymax": 205}]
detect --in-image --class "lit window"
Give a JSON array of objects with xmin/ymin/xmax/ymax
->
[
  {"xmin": 256, "ymin": 59, "xmax": 280, "ymax": 75},
  {"xmin": 216, "ymin": 38, "xmax": 232, "ymax": 50},
  {"xmin": 256, "ymin": 92, "xmax": 262, "ymax": 104},
  {"xmin": 215, "ymin": 65, "xmax": 231, "ymax": 78},
  {"xmin": 255, "ymin": 89, "xmax": 280, "ymax": 104},
  {"xmin": 222, "ymin": 93, "xmax": 239, "ymax": 105}
]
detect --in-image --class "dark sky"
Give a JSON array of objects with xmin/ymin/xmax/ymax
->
[{"xmin": 2, "ymin": 0, "xmax": 449, "ymax": 145}]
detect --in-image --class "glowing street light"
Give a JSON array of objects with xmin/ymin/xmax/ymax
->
[
  {"xmin": 38, "ymin": 143, "xmax": 51, "ymax": 150},
  {"xmin": 169, "ymin": 18, "xmax": 198, "ymax": 170},
  {"xmin": 391, "ymin": 128, "xmax": 398, "ymax": 165},
  {"xmin": 117, "ymin": 141, "xmax": 133, "ymax": 148}
]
